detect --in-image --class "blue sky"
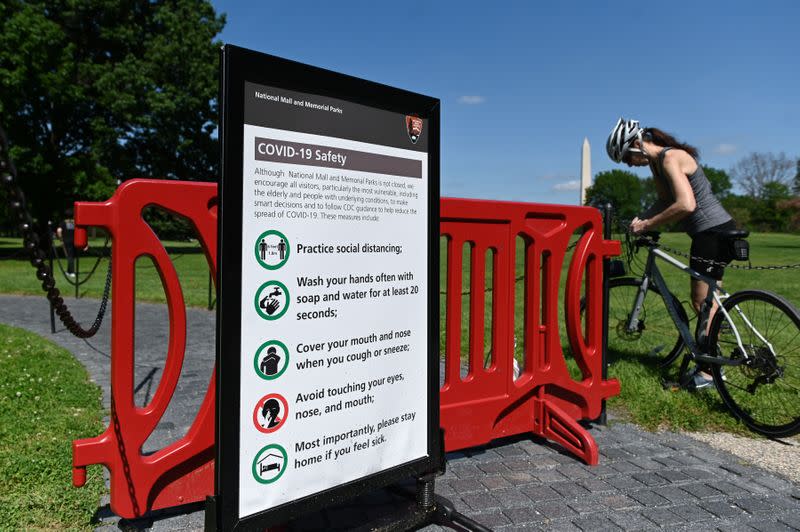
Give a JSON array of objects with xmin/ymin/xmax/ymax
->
[{"xmin": 211, "ymin": 1, "xmax": 799, "ymax": 204}]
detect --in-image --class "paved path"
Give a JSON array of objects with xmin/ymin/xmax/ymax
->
[{"xmin": 1, "ymin": 294, "xmax": 798, "ymax": 531}]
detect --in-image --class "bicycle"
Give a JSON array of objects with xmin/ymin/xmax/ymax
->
[{"xmin": 604, "ymin": 229, "xmax": 800, "ymax": 438}]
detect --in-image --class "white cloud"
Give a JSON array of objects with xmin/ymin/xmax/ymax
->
[
  {"xmin": 457, "ymin": 95, "xmax": 486, "ymax": 105},
  {"xmin": 713, "ymin": 143, "xmax": 737, "ymax": 155},
  {"xmin": 553, "ymin": 180, "xmax": 580, "ymax": 191}
]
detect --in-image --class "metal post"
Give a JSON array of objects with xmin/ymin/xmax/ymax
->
[
  {"xmin": 47, "ymin": 221, "xmax": 56, "ymax": 334},
  {"xmin": 75, "ymin": 249, "xmax": 80, "ymax": 299},
  {"xmin": 599, "ymin": 203, "xmax": 612, "ymax": 425}
]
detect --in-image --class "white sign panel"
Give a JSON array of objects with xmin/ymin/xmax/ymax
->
[{"xmin": 236, "ymin": 84, "xmax": 429, "ymax": 518}]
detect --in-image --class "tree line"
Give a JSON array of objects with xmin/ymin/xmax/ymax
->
[{"xmin": 586, "ymin": 152, "xmax": 800, "ymax": 233}]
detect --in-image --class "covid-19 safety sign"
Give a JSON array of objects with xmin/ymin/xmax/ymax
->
[{"xmin": 214, "ymin": 45, "xmax": 440, "ymax": 530}]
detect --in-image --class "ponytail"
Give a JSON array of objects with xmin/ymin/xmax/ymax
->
[{"xmin": 642, "ymin": 127, "xmax": 700, "ymax": 159}]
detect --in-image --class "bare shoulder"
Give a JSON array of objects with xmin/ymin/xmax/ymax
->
[{"xmin": 662, "ymin": 148, "xmax": 697, "ymax": 174}]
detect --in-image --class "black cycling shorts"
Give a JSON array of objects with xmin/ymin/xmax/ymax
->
[{"xmin": 689, "ymin": 220, "xmax": 737, "ymax": 280}]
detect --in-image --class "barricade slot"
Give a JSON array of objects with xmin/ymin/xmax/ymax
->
[
  {"xmin": 461, "ymin": 241, "xmax": 472, "ymax": 380},
  {"xmin": 581, "ymin": 251, "xmax": 589, "ymax": 347},
  {"xmin": 540, "ymin": 250, "xmax": 551, "ymax": 370},
  {"xmin": 581, "ymin": 253, "xmax": 592, "ymax": 350},
  {"xmin": 563, "ymin": 226, "xmax": 589, "ymax": 381},
  {"xmin": 443, "ymin": 234, "xmax": 463, "ymax": 389},
  {"xmin": 132, "ymin": 255, "xmax": 166, "ymax": 413},
  {"xmin": 139, "ymin": 207, "xmax": 214, "ymax": 456},
  {"xmin": 567, "ymin": 226, "xmax": 600, "ymax": 382},
  {"xmin": 484, "ymin": 247, "xmax": 496, "ymax": 370},
  {"xmin": 514, "ymin": 233, "xmax": 529, "ymax": 380}
]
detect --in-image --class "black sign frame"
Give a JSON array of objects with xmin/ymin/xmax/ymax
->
[{"xmin": 214, "ymin": 44, "xmax": 441, "ymax": 531}]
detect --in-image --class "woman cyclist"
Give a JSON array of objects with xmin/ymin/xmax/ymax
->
[{"xmin": 606, "ymin": 118, "xmax": 737, "ymax": 389}]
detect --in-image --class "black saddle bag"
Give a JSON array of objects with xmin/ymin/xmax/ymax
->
[{"xmin": 729, "ymin": 238, "xmax": 749, "ymax": 261}]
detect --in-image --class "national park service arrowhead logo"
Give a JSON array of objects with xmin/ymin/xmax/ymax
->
[{"xmin": 405, "ymin": 115, "xmax": 423, "ymax": 144}]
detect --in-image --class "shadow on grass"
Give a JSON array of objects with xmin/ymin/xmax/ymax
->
[{"xmin": 607, "ymin": 347, "xmax": 745, "ymax": 432}]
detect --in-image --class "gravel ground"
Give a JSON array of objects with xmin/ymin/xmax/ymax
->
[{"xmin": 687, "ymin": 431, "xmax": 800, "ymax": 483}]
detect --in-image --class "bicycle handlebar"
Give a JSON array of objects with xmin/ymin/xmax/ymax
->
[{"xmin": 633, "ymin": 231, "xmax": 660, "ymax": 248}]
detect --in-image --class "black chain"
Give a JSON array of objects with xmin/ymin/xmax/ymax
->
[
  {"xmin": 50, "ymin": 236, "xmax": 109, "ymax": 286},
  {"xmin": 641, "ymin": 234, "xmax": 800, "ymax": 271},
  {"xmin": 111, "ymin": 396, "xmax": 141, "ymax": 517},
  {"xmin": 617, "ymin": 220, "xmax": 800, "ymax": 272},
  {"xmin": 0, "ymin": 124, "xmax": 112, "ymax": 338}
]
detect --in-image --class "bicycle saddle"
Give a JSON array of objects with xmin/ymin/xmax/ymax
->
[{"xmin": 719, "ymin": 229, "xmax": 749, "ymax": 239}]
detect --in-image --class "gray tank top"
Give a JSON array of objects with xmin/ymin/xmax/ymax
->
[{"xmin": 654, "ymin": 148, "xmax": 732, "ymax": 235}]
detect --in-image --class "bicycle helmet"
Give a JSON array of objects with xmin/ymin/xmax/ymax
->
[{"xmin": 606, "ymin": 118, "xmax": 644, "ymax": 163}]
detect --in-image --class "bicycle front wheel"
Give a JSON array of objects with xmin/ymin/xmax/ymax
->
[
  {"xmin": 709, "ymin": 290, "xmax": 800, "ymax": 438},
  {"xmin": 606, "ymin": 278, "xmax": 689, "ymax": 368}
]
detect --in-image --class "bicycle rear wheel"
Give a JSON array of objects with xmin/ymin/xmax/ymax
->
[
  {"xmin": 709, "ymin": 290, "xmax": 800, "ymax": 438},
  {"xmin": 606, "ymin": 278, "xmax": 689, "ymax": 368}
]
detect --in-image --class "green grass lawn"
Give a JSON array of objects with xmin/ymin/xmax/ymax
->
[
  {"xmin": 2, "ymin": 231, "xmax": 799, "ymax": 436},
  {"xmin": 595, "ymin": 231, "xmax": 800, "ymax": 435},
  {"xmin": 0, "ymin": 323, "xmax": 107, "ymax": 529}
]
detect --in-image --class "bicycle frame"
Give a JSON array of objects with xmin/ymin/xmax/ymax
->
[{"xmin": 627, "ymin": 243, "xmax": 773, "ymax": 365}]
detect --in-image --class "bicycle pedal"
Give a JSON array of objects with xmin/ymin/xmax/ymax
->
[{"xmin": 661, "ymin": 379, "xmax": 681, "ymax": 391}]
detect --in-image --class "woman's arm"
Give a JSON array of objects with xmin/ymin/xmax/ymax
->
[
  {"xmin": 640, "ymin": 198, "xmax": 669, "ymax": 220},
  {"xmin": 631, "ymin": 152, "xmax": 696, "ymax": 233},
  {"xmin": 637, "ymin": 164, "xmax": 672, "ymax": 219}
]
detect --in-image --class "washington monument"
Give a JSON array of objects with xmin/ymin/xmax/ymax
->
[{"xmin": 579, "ymin": 138, "xmax": 591, "ymax": 205}]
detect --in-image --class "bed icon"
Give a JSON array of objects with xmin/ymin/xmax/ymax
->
[
  {"xmin": 252, "ymin": 445, "xmax": 288, "ymax": 484},
  {"xmin": 257, "ymin": 453, "xmax": 282, "ymax": 474},
  {"xmin": 257, "ymin": 453, "xmax": 282, "ymax": 475}
]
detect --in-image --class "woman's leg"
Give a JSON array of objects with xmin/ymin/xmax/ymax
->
[
  {"xmin": 689, "ymin": 278, "xmax": 718, "ymax": 383},
  {"xmin": 691, "ymin": 277, "xmax": 722, "ymax": 338}
]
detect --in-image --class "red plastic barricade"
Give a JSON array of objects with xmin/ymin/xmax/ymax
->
[
  {"xmin": 440, "ymin": 198, "xmax": 620, "ymax": 463},
  {"xmin": 71, "ymin": 180, "xmax": 218, "ymax": 518},
  {"xmin": 71, "ymin": 181, "xmax": 620, "ymax": 519}
]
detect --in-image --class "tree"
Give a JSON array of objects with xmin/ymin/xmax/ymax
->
[
  {"xmin": 640, "ymin": 177, "xmax": 657, "ymax": 212},
  {"xmin": 729, "ymin": 152, "xmax": 795, "ymax": 199},
  {"xmin": 0, "ymin": 0, "xmax": 225, "ymax": 225},
  {"xmin": 749, "ymin": 182, "xmax": 793, "ymax": 232},
  {"xmin": 585, "ymin": 170, "xmax": 643, "ymax": 222},
  {"xmin": 721, "ymin": 194, "xmax": 752, "ymax": 229},
  {"xmin": 777, "ymin": 197, "xmax": 800, "ymax": 233},
  {"xmin": 701, "ymin": 166, "xmax": 732, "ymax": 198},
  {"xmin": 793, "ymin": 159, "xmax": 800, "ymax": 196}
]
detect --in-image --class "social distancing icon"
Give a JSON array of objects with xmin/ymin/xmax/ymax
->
[
  {"xmin": 254, "ymin": 280, "xmax": 289, "ymax": 320},
  {"xmin": 255, "ymin": 230, "xmax": 290, "ymax": 270},
  {"xmin": 252, "ymin": 444, "xmax": 288, "ymax": 484},
  {"xmin": 252, "ymin": 393, "xmax": 289, "ymax": 434}
]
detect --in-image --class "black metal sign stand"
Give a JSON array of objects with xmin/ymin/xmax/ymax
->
[{"xmin": 211, "ymin": 45, "xmax": 466, "ymax": 532}]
